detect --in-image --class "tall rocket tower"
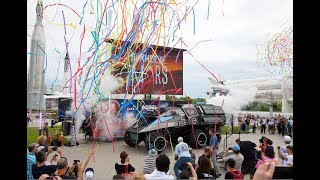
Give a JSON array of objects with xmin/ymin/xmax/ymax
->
[
  {"xmin": 63, "ymin": 52, "xmax": 70, "ymax": 95},
  {"xmin": 27, "ymin": 0, "xmax": 46, "ymax": 111}
]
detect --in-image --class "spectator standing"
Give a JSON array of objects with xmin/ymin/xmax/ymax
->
[
  {"xmin": 179, "ymin": 162, "xmax": 197, "ymax": 180},
  {"xmin": 279, "ymin": 136, "xmax": 292, "ymax": 165},
  {"xmin": 197, "ymin": 146, "xmax": 211, "ymax": 165},
  {"xmin": 32, "ymin": 150, "xmax": 58, "ymax": 179},
  {"xmin": 27, "ymin": 143, "xmax": 38, "ymax": 179},
  {"xmin": 222, "ymin": 145, "xmax": 244, "ymax": 171},
  {"xmin": 52, "ymin": 150, "xmax": 93, "ymax": 179},
  {"xmin": 173, "ymin": 137, "xmax": 191, "ymax": 178},
  {"xmin": 195, "ymin": 157, "xmax": 216, "ymax": 179},
  {"xmin": 277, "ymin": 145, "xmax": 293, "ymax": 167},
  {"xmin": 245, "ymin": 118, "xmax": 250, "ymax": 134},
  {"xmin": 287, "ymin": 117, "xmax": 293, "ymax": 137},
  {"xmin": 255, "ymin": 146, "xmax": 278, "ymax": 169},
  {"xmin": 52, "ymin": 157, "xmax": 77, "ymax": 179},
  {"xmin": 259, "ymin": 137, "xmax": 271, "ymax": 154},
  {"xmin": 235, "ymin": 138, "xmax": 257, "ymax": 179},
  {"xmin": 281, "ymin": 118, "xmax": 287, "ymax": 136},
  {"xmin": 224, "ymin": 159, "xmax": 244, "ymax": 180},
  {"xmin": 144, "ymin": 154, "xmax": 174, "ymax": 180},
  {"xmin": 43, "ymin": 122, "xmax": 50, "ymax": 144},
  {"xmin": 260, "ymin": 118, "xmax": 266, "ymax": 134},
  {"xmin": 277, "ymin": 118, "xmax": 282, "ymax": 135},
  {"xmin": 208, "ymin": 128, "xmax": 221, "ymax": 177},
  {"xmin": 144, "ymin": 149, "xmax": 158, "ymax": 174},
  {"xmin": 115, "ymin": 151, "xmax": 135, "ymax": 175},
  {"xmin": 27, "ymin": 112, "xmax": 31, "ymax": 123},
  {"xmin": 252, "ymin": 118, "xmax": 257, "ymax": 133}
]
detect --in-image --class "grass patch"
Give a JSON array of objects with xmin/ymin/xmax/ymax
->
[
  {"xmin": 221, "ymin": 125, "xmax": 264, "ymax": 135},
  {"xmin": 27, "ymin": 125, "xmax": 70, "ymax": 146},
  {"xmin": 221, "ymin": 126, "xmax": 243, "ymax": 134}
]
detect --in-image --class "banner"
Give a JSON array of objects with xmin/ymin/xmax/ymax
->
[{"xmin": 108, "ymin": 41, "xmax": 184, "ymax": 95}]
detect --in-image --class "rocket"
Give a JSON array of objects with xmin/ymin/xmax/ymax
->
[
  {"xmin": 63, "ymin": 52, "xmax": 69, "ymax": 95},
  {"xmin": 27, "ymin": 0, "xmax": 46, "ymax": 111}
]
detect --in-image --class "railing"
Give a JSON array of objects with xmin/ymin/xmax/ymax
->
[{"xmin": 223, "ymin": 123, "xmax": 238, "ymax": 151}]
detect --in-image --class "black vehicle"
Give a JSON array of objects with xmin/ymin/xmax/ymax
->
[{"xmin": 124, "ymin": 104, "xmax": 226, "ymax": 152}]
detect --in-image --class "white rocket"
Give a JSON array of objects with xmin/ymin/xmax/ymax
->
[
  {"xmin": 27, "ymin": 0, "xmax": 46, "ymax": 111},
  {"xmin": 63, "ymin": 52, "xmax": 69, "ymax": 95}
]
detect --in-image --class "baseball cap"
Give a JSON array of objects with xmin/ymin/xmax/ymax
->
[
  {"xmin": 148, "ymin": 149, "xmax": 158, "ymax": 157},
  {"xmin": 284, "ymin": 135, "xmax": 292, "ymax": 143},
  {"xmin": 231, "ymin": 145, "xmax": 240, "ymax": 152},
  {"xmin": 85, "ymin": 168, "xmax": 94, "ymax": 179}
]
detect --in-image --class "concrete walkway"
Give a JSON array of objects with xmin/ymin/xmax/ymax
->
[{"xmin": 44, "ymin": 132, "xmax": 291, "ymax": 179}]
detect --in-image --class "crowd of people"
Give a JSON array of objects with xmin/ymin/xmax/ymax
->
[
  {"xmin": 109, "ymin": 128, "xmax": 293, "ymax": 180},
  {"xmin": 27, "ymin": 121, "xmax": 293, "ymax": 179},
  {"xmin": 27, "ymin": 133, "xmax": 95, "ymax": 180},
  {"xmin": 238, "ymin": 114, "xmax": 293, "ymax": 137}
]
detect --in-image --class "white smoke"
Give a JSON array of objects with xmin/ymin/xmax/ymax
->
[
  {"xmin": 207, "ymin": 84, "xmax": 258, "ymax": 113},
  {"xmin": 70, "ymin": 69, "xmax": 123, "ymax": 138}
]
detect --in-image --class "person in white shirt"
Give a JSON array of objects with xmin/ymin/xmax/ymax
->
[
  {"xmin": 260, "ymin": 118, "xmax": 266, "ymax": 134},
  {"xmin": 222, "ymin": 145, "xmax": 244, "ymax": 171},
  {"xmin": 173, "ymin": 137, "xmax": 191, "ymax": 178},
  {"xmin": 144, "ymin": 154, "xmax": 174, "ymax": 180},
  {"xmin": 277, "ymin": 145, "xmax": 293, "ymax": 167},
  {"xmin": 279, "ymin": 136, "xmax": 292, "ymax": 165}
]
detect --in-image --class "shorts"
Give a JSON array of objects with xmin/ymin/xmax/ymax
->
[{"xmin": 241, "ymin": 160, "xmax": 257, "ymax": 175}]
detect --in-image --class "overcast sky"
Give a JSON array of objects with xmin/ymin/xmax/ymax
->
[{"xmin": 27, "ymin": 0, "xmax": 293, "ymax": 98}]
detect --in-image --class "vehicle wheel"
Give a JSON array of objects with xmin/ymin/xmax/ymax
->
[
  {"xmin": 144, "ymin": 131, "xmax": 167, "ymax": 152},
  {"xmin": 188, "ymin": 129, "xmax": 208, "ymax": 148},
  {"xmin": 124, "ymin": 131, "xmax": 141, "ymax": 147}
]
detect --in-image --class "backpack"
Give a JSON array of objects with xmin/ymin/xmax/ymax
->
[{"xmin": 228, "ymin": 170, "xmax": 244, "ymax": 180}]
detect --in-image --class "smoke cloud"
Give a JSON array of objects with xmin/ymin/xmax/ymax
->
[
  {"xmin": 207, "ymin": 84, "xmax": 257, "ymax": 113},
  {"xmin": 70, "ymin": 69, "xmax": 123, "ymax": 140}
]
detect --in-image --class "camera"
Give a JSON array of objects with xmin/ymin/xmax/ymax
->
[
  {"xmin": 51, "ymin": 137, "xmax": 62, "ymax": 147},
  {"xmin": 51, "ymin": 146, "xmax": 58, "ymax": 151},
  {"xmin": 73, "ymin": 160, "xmax": 80, "ymax": 177},
  {"xmin": 259, "ymin": 136, "xmax": 273, "ymax": 145}
]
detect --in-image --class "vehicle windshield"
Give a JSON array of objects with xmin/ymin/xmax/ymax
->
[
  {"xmin": 201, "ymin": 105, "xmax": 224, "ymax": 115},
  {"xmin": 136, "ymin": 108, "xmax": 166, "ymax": 125}
]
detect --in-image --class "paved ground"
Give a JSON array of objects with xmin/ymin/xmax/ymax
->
[{"xmin": 43, "ymin": 130, "xmax": 291, "ymax": 180}]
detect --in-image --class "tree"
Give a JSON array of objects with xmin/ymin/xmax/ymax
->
[
  {"xmin": 165, "ymin": 95, "xmax": 206, "ymax": 104},
  {"xmin": 241, "ymin": 100, "xmax": 281, "ymax": 112}
]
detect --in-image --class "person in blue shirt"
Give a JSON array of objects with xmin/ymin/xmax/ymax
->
[
  {"xmin": 173, "ymin": 137, "xmax": 191, "ymax": 179},
  {"xmin": 27, "ymin": 143, "xmax": 38, "ymax": 179},
  {"xmin": 209, "ymin": 128, "xmax": 221, "ymax": 177}
]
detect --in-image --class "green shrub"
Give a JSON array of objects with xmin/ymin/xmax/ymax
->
[{"xmin": 27, "ymin": 125, "xmax": 69, "ymax": 146}]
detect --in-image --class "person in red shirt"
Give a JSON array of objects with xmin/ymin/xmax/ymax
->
[{"xmin": 259, "ymin": 137, "xmax": 270, "ymax": 154}]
